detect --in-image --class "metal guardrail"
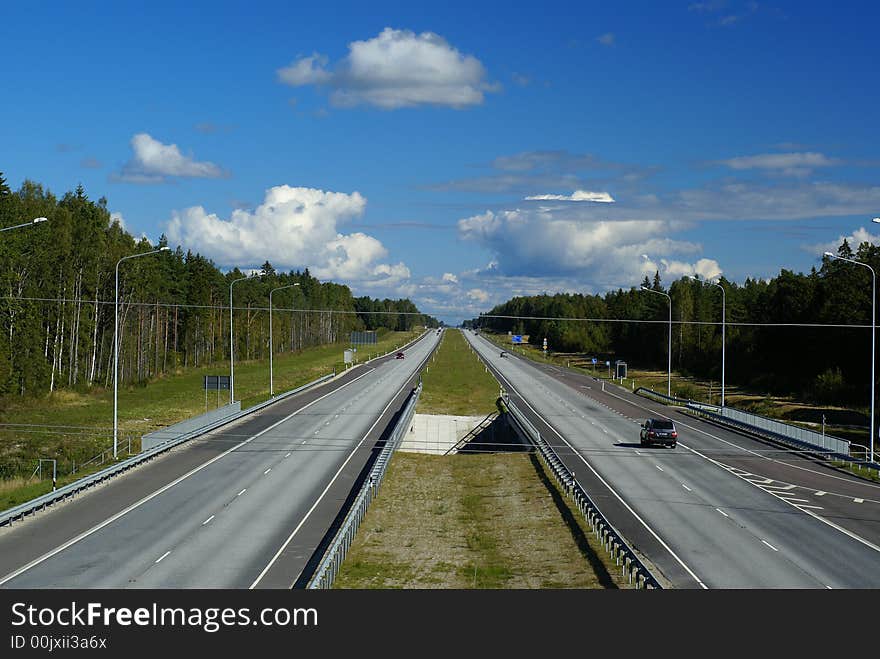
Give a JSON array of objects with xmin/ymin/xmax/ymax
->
[
  {"xmin": 307, "ymin": 383, "xmax": 422, "ymax": 589},
  {"xmin": 634, "ymin": 387, "xmax": 880, "ymax": 475},
  {"xmin": 0, "ymin": 373, "xmax": 335, "ymax": 527},
  {"xmin": 503, "ymin": 394, "xmax": 662, "ymax": 589}
]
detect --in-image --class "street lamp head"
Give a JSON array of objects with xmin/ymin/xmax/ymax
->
[
  {"xmin": 159, "ymin": 246, "xmax": 170, "ymax": 252},
  {"xmin": 640, "ymin": 285, "xmax": 649, "ymax": 291},
  {"xmin": 32, "ymin": 217, "xmax": 49, "ymax": 224},
  {"xmin": 824, "ymin": 251, "xmax": 834, "ymax": 257}
]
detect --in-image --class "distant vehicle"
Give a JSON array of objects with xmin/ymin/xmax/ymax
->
[
  {"xmin": 500, "ymin": 351, "xmax": 507, "ymax": 358},
  {"xmin": 395, "ymin": 351, "xmax": 405, "ymax": 359},
  {"xmin": 640, "ymin": 419, "xmax": 677, "ymax": 448}
]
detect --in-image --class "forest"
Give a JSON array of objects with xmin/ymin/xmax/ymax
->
[
  {"xmin": 469, "ymin": 239, "xmax": 880, "ymax": 406},
  {"xmin": 0, "ymin": 172, "xmax": 438, "ymax": 399}
]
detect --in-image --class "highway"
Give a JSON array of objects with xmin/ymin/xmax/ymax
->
[
  {"xmin": 0, "ymin": 330, "xmax": 440, "ymax": 589},
  {"xmin": 464, "ymin": 329, "xmax": 880, "ymax": 588}
]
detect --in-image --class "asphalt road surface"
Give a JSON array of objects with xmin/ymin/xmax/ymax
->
[
  {"xmin": 0, "ymin": 330, "xmax": 440, "ymax": 588},
  {"xmin": 466, "ymin": 330, "xmax": 880, "ymax": 589}
]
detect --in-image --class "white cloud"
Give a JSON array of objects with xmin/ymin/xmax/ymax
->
[
  {"xmin": 166, "ymin": 185, "xmax": 410, "ymax": 288},
  {"xmin": 442, "ymin": 272, "xmax": 458, "ymax": 283},
  {"xmin": 467, "ymin": 288, "xmax": 490, "ymax": 303},
  {"xmin": 806, "ymin": 226, "xmax": 880, "ymax": 256},
  {"xmin": 110, "ymin": 212, "xmax": 125, "ymax": 230},
  {"xmin": 525, "ymin": 190, "xmax": 616, "ymax": 203},
  {"xmin": 457, "ymin": 207, "xmax": 708, "ymax": 289},
  {"xmin": 277, "ymin": 27, "xmax": 498, "ymax": 109},
  {"xmin": 717, "ymin": 152, "xmax": 840, "ymax": 177},
  {"xmin": 114, "ymin": 133, "xmax": 225, "ymax": 184},
  {"xmin": 597, "ymin": 33, "xmax": 615, "ymax": 47},
  {"xmin": 277, "ymin": 53, "xmax": 331, "ymax": 85},
  {"xmin": 657, "ymin": 257, "xmax": 723, "ymax": 280}
]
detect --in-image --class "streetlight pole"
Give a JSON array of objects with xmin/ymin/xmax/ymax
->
[
  {"xmin": 824, "ymin": 250, "xmax": 875, "ymax": 464},
  {"xmin": 691, "ymin": 276, "xmax": 726, "ymax": 407},
  {"xmin": 114, "ymin": 246, "xmax": 169, "ymax": 459},
  {"xmin": 640, "ymin": 286, "xmax": 672, "ymax": 397},
  {"xmin": 1, "ymin": 217, "xmax": 48, "ymax": 233},
  {"xmin": 269, "ymin": 283, "xmax": 300, "ymax": 397},
  {"xmin": 229, "ymin": 274, "xmax": 262, "ymax": 404}
]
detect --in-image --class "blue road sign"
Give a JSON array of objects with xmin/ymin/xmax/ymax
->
[
  {"xmin": 512, "ymin": 335, "xmax": 522, "ymax": 344},
  {"xmin": 591, "ymin": 357, "xmax": 597, "ymax": 364}
]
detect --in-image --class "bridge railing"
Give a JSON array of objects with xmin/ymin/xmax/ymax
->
[
  {"xmin": 503, "ymin": 394, "xmax": 662, "ymax": 589},
  {"xmin": 307, "ymin": 383, "xmax": 422, "ymax": 589}
]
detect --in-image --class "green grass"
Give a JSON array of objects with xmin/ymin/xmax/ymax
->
[
  {"xmin": 0, "ymin": 329, "xmax": 419, "ymax": 509},
  {"xmin": 416, "ymin": 329, "xmax": 500, "ymax": 416},
  {"xmin": 332, "ymin": 452, "xmax": 628, "ymax": 589}
]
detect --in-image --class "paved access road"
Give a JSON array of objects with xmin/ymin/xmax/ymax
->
[
  {"xmin": 466, "ymin": 330, "xmax": 880, "ymax": 588},
  {"xmin": 0, "ymin": 331, "xmax": 440, "ymax": 589}
]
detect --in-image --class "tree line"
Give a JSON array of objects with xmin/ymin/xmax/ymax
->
[
  {"xmin": 470, "ymin": 239, "xmax": 879, "ymax": 407},
  {"xmin": 0, "ymin": 173, "xmax": 438, "ymax": 398}
]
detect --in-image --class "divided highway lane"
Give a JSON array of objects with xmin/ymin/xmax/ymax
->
[
  {"xmin": 0, "ymin": 331, "xmax": 440, "ymax": 589},
  {"xmin": 465, "ymin": 331, "xmax": 880, "ymax": 588},
  {"xmin": 492, "ymin": 340, "xmax": 880, "ymax": 550}
]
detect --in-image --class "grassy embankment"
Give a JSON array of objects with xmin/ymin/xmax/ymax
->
[
  {"xmin": 333, "ymin": 329, "xmax": 629, "ymax": 589},
  {"xmin": 0, "ymin": 329, "xmax": 419, "ymax": 510}
]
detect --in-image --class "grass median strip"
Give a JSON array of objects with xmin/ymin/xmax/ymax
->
[
  {"xmin": 333, "ymin": 452, "xmax": 628, "ymax": 589},
  {"xmin": 417, "ymin": 329, "xmax": 499, "ymax": 416}
]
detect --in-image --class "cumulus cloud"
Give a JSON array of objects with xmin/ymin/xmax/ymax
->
[
  {"xmin": 597, "ymin": 33, "xmax": 615, "ymax": 46},
  {"xmin": 457, "ymin": 207, "xmax": 709, "ymax": 289},
  {"xmin": 165, "ymin": 185, "xmax": 410, "ymax": 288},
  {"xmin": 113, "ymin": 133, "xmax": 226, "ymax": 184},
  {"xmin": 716, "ymin": 152, "xmax": 840, "ymax": 177},
  {"xmin": 655, "ymin": 257, "xmax": 723, "ymax": 280},
  {"xmin": 277, "ymin": 27, "xmax": 498, "ymax": 109},
  {"xmin": 806, "ymin": 226, "xmax": 880, "ymax": 256},
  {"xmin": 442, "ymin": 272, "xmax": 459, "ymax": 283},
  {"xmin": 525, "ymin": 190, "xmax": 616, "ymax": 203},
  {"xmin": 467, "ymin": 288, "xmax": 491, "ymax": 303}
]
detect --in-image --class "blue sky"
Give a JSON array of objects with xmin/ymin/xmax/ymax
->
[{"xmin": 2, "ymin": 1, "xmax": 879, "ymax": 323}]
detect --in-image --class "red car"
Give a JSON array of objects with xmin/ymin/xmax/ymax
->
[{"xmin": 395, "ymin": 352, "xmax": 405, "ymax": 359}]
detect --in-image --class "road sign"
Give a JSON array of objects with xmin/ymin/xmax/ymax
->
[
  {"xmin": 204, "ymin": 375, "xmax": 230, "ymax": 390},
  {"xmin": 351, "ymin": 331, "xmax": 377, "ymax": 345},
  {"xmin": 512, "ymin": 335, "xmax": 522, "ymax": 344},
  {"xmin": 543, "ymin": 337, "xmax": 548, "ymax": 350},
  {"xmin": 591, "ymin": 357, "xmax": 597, "ymax": 365}
]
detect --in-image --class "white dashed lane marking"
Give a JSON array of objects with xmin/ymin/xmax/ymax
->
[
  {"xmin": 237, "ymin": 489, "xmax": 246, "ymax": 497},
  {"xmin": 202, "ymin": 515, "xmax": 214, "ymax": 526},
  {"xmin": 761, "ymin": 540, "xmax": 779, "ymax": 552},
  {"xmin": 716, "ymin": 508, "xmax": 729, "ymax": 518},
  {"xmin": 155, "ymin": 551, "xmax": 171, "ymax": 563}
]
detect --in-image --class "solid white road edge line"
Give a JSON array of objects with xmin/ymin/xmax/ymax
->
[
  {"xmin": 0, "ymin": 367, "xmax": 377, "ymax": 587},
  {"xmin": 592, "ymin": 383, "xmax": 880, "ymax": 556},
  {"xmin": 468, "ymin": 333, "xmax": 707, "ymax": 590},
  {"xmin": 249, "ymin": 336, "xmax": 439, "ymax": 589}
]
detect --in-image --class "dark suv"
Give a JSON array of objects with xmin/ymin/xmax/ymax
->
[{"xmin": 640, "ymin": 418, "xmax": 677, "ymax": 448}]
